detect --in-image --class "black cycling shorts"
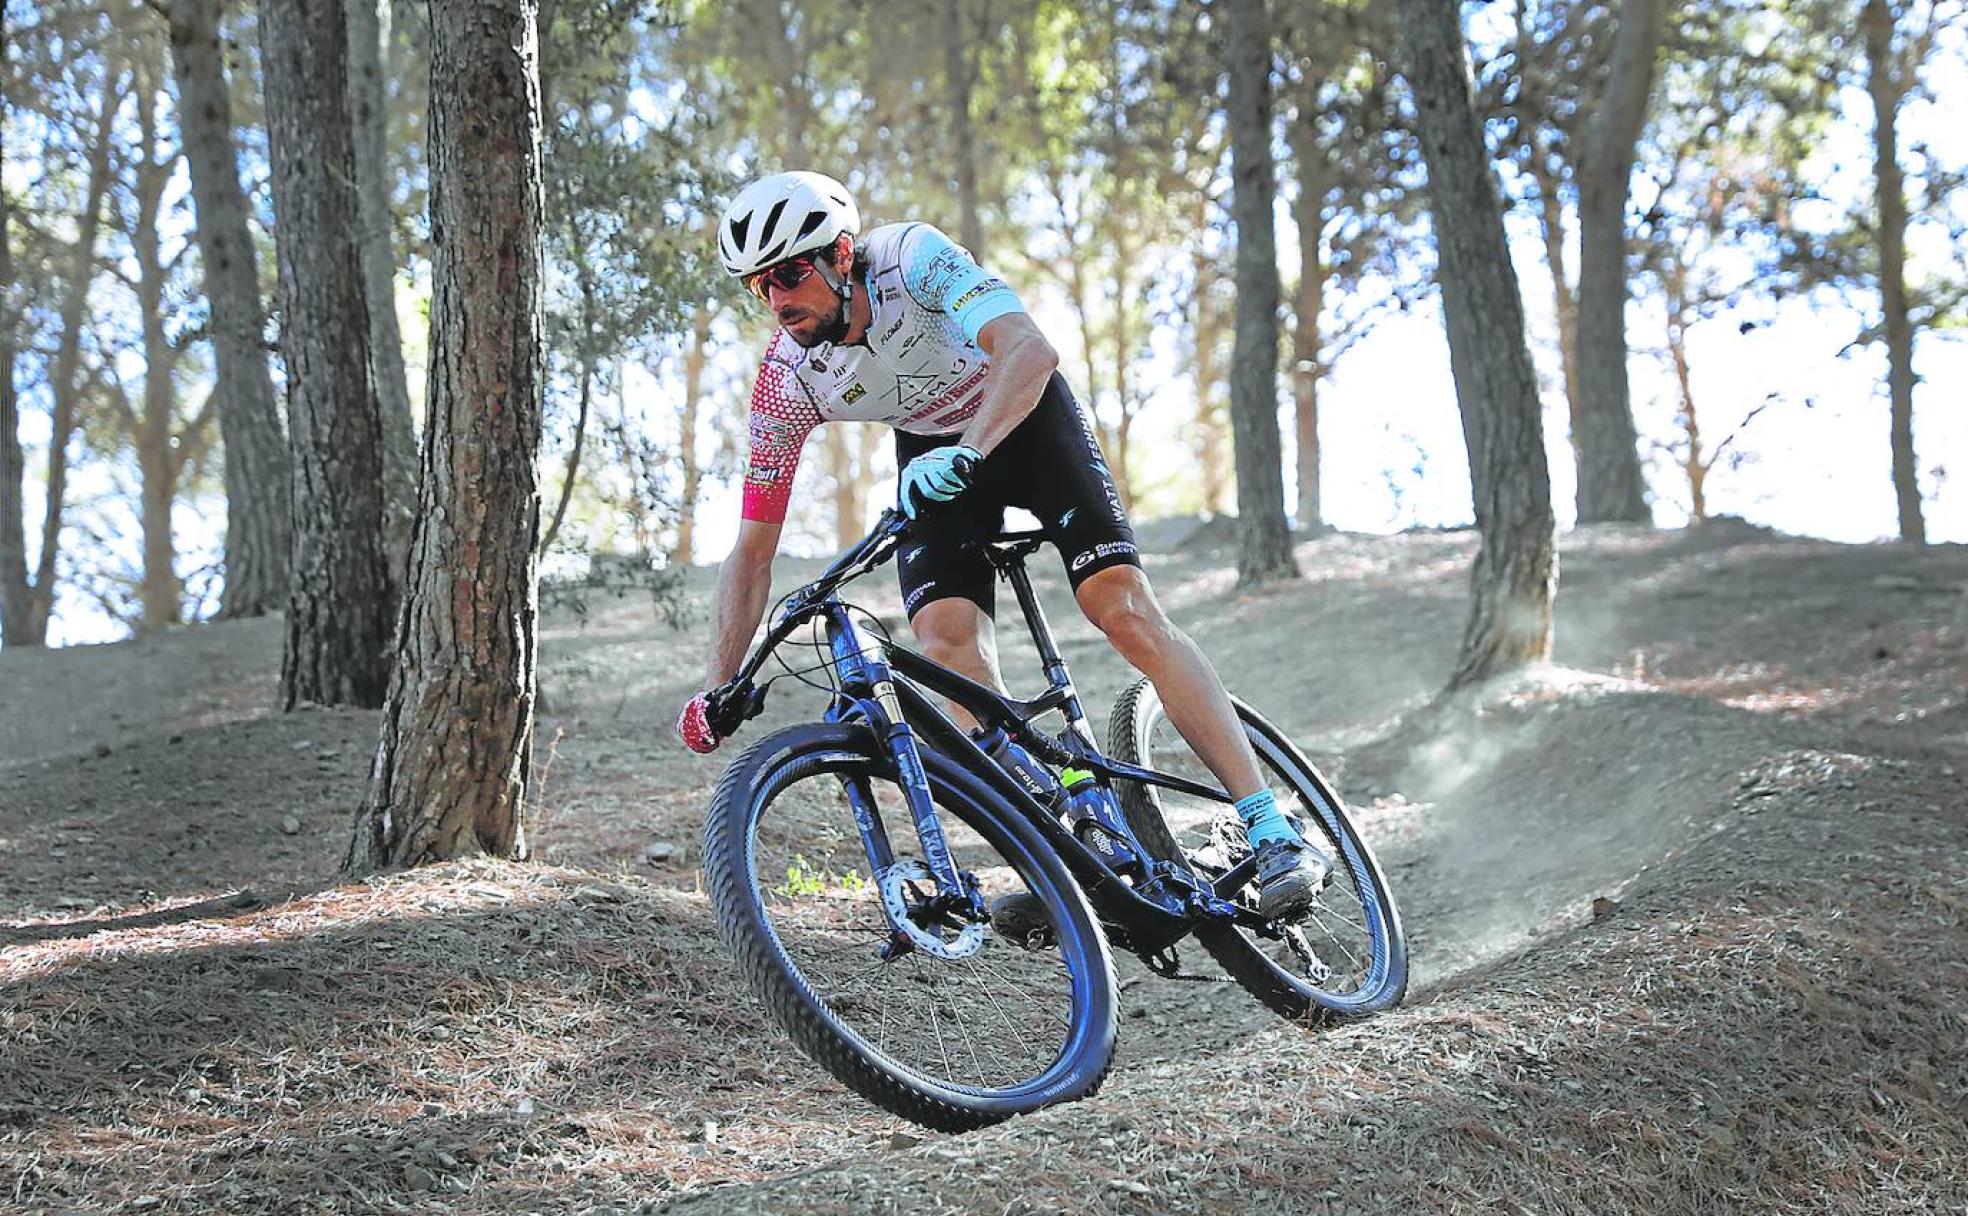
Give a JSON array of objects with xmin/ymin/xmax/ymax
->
[{"xmin": 894, "ymin": 372, "xmax": 1141, "ymax": 620}]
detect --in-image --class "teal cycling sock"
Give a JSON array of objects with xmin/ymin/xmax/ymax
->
[{"xmin": 1236, "ymin": 788, "xmax": 1298, "ymax": 849}]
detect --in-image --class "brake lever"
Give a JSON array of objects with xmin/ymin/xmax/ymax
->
[{"xmin": 706, "ymin": 680, "xmax": 767, "ymax": 736}]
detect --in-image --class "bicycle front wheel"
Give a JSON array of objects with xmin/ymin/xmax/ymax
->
[
  {"xmin": 1109, "ymin": 677, "xmax": 1408, "ymax": 1022},
  {"xmin": 702, "ymin": 721, "xmax": 1117, "ymax": 1131}
]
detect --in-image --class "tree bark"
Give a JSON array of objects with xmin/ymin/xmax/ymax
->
[
  {"xmin": 1863, "ymin": 0, "xmax": 1923, "ymax": 544},
  {"xmin": 167, "ymin": 0, "xmax": 292, "ymax": 619},
  {"xmin": 1, "ymin": 20, "xmax": 30, "ymax": 646},
  {"xmin": 1290, "ymin": 112, "xmax": 1328, "ymax": 533},
  {"xmin": 1397, "ymin": 0, "xmax": 1557, "ymax": 691},
  {"xmin": 1572, "ymin": 0, "xmax": 1667, "ymax": 524},
  {"xmin": 348, "ymin": 0, "xmax": 545, "ymax": 873},
  {"xmin": 1224, "ymin": 0, "xmax": 1298, "ymax": 586},
  {"xmin": 347, "ymin": 0, "xmax": 419, "ymax": 545},
  {"xmin": 945, "ymin": 0, "xmax": 985, "ymax": 258},
  {"xmin": 260, "ymin": 0, "xmax": 395, "ymax": 708}
]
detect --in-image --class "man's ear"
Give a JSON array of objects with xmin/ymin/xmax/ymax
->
[{"xmin": 834, "ymin": 234, "xmax": 855, "ymax": 275}]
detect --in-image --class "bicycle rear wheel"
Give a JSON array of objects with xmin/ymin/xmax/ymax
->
[
  {"xmin": 702, "ymin": 721, "xmax": 1117, "ymax": 1131},
  {"xmin": 1109, "ymin": 677, "xmax": 1408, "ymax": 1022}
]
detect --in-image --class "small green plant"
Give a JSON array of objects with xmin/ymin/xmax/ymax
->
[{"xmin": 776, "ymin": 853, "xmax": 869, "ymax": 898}]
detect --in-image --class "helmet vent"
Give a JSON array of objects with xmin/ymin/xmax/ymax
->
[
  {"xmin": 758, "ymin": 199, "xmax": 789, "ymax": 248},
  {"xmin": 795, "ymin": 209, "xmax": 828, "ymax": 241},
  {"xmin": 727, "ymin": 214, "xmax": 751, "ymax": 248}
]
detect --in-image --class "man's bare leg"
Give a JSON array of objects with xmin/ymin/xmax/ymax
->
[
  {"xmin": 1072, "ymin": 565, "xmax": 1263, "ymax": 799},
  {"xmin": 1071, "ymin": 563, "xmax": 1332, "ymax": 915},
  {"xmin": 907, "ymin": 597, "xmax": 1002, "ymax": 733}
]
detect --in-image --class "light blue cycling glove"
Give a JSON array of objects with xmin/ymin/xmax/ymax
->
[{"xmin": 899, "ymin": 444, "xmax": 983, "ymax": 519}]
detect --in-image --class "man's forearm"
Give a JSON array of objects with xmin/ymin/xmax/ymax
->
[{"xmin": 704, "ymin": 553, "xmax": 773, "ymax": 688}]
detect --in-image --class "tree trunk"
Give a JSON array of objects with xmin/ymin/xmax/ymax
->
[
  {"xmin": 1397, "ymin": 0, "xmax": 1557, "ymax": 691},
  {"xmin": 1535, "ymin": 169, "xmax": 1583, "ymax": 463},
  {"xmin": 675, "ymin": 304, "xmax": 714, "ymax": 565},
  {"xmin": 129, "ymin": 66, "xmax": 185, "ymax": 633},
  {"xmin": 945, "ymin": 0, "xmax": 985, "ymax": 258},
  {"xmin": 167, "ymin": 0, "xmax": 292, "ymax": 619},
  {"xmin": 1109, "ymin": 248, "xmax": 1135, "ymax": 511},
  {"xmin": 540, "ymin": 215, "xmax": 597, "ymax": 554},
  {"xmin": 1224, "ymin": 0, "xmax": 1298, "ymax": 586},
  {"xmin": 1193, "ymin": 256, "xmax": 1229, "ymax": 516},
  {"xmin": 1, "ymin": 23, "xmax": 31, "ymax": 646},
  {"xmin": 1664, "ymin": 263, "xmax": 1706, "ymax": 523},
  {"xmin": 1863, "ymin": 0, "xmax": 1923, "ymax": 544},
  {"xmin": 347, "ymin": 0, "xmax": 419, "ymax": 545},
  {"xmin": 260, "ymin": 0, "xmax": 395, "ymax": 708},
  {"xmin": 540, "ymin": 348, "xmax": 590, "ymax": 554},
  {"xmin": 1572, "ymin": 0, "xmax": 1666, "ymax": 524},
  {"xmin": 348, "ymin": 0, "xmax": 545, "ymax": 874},
  {"xmin": 829, "ymin": 425, "xmax": 859, "ymax": 549},
  {"xmin": 16, "ymin": 63, "xmax": 121, "ymax": 646},
  {"xmin": 1290, "ymin": 113, "xmax": 1328, "ymax": 533}
]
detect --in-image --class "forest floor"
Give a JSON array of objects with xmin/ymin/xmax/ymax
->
[{"xmin": 3, "ymin": 518, "xmax": 1966, "ymax": 1215}]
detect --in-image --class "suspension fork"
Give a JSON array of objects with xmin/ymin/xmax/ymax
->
[{"xmin": 824, "ymin": 607, "xmax": 977, "ymax": 914}]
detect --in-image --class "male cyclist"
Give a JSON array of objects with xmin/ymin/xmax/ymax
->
[{"xmin": 675, "ymin": 171, "xmax": 1330, "ymax": 919}]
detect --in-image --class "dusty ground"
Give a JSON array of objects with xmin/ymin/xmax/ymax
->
[{"xmin": 3, "ymin": 519, "xmax": 1966, "ymax": 1214}]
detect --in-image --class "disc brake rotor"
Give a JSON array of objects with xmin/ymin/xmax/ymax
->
[{"xmin": 878, "ymin": 860, "xmax": 987, "ymax": 961}]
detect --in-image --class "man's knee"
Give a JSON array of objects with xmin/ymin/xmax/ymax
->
[{"xmin": 1078, "ymin": 568, "xmax": 1177, "ymax": 658}]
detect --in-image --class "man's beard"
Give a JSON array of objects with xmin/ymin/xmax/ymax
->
[{"xmin": 785, "ymin": 303, "xmax": 850, "ymax": 349}]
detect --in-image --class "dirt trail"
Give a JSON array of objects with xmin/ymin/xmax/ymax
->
[{"xmin": 3, "ymin": 522, "xmax": 1966, "ymax": 1213}]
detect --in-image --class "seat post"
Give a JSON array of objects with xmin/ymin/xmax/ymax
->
[{"xmin": 998, "ymin": 549, "xmax": 1097, "ymax": 743}]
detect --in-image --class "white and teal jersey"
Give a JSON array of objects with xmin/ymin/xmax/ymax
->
[{"xmin": 741, "ymin": 222, "xmax": 1030, "ymax": 523}]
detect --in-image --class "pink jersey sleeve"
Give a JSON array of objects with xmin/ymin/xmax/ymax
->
[{"xmin": 739, "ymin": 351, "xmax": 824, "ymax": 524}]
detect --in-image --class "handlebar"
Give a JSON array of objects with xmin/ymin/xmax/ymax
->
[
  {"xmin": 704, "ymin": 508, "xmax": 1055, "ymax": 726},
  {"xmin": 706, "ymin": 508, "xmax": 913, "ymax": 716}
]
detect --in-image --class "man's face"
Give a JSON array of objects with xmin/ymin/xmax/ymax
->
[{"xmin": 753, "ymin": 246, "xmax": 846, "ymax": 348}]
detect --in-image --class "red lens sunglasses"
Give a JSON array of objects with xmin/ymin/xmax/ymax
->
[{"xmin": 744, "ymin": 255, "xmax": 821, "ymax": 303}]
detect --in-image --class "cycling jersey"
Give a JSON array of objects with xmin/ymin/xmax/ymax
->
[{"xmin": 740, "ymin": 222, "xmax": 1028, "ymax": 524}]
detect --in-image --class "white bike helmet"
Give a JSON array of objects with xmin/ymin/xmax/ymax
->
[{"xmin": 718, "ymin": 171, "xmax": 861, "ymax": 278}]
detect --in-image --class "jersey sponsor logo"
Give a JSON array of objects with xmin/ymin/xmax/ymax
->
[
  {"xmin": 950, "ymin": 279, "xmax": 1008, "ymax": 312},
  {"xmin": 1058, "ymin": 507, "xmax": 1078, "ymax": 529},
  {"xmin": 842, "ymin": 382, "xmax": 868, "ymax": 405},
  {"xmin": 749, "ymin": 414, "xmax": 798, "ymax": 452},
  {"xmin": 746, "ymin": 465, "xmax": 782, "ymax": 486},
  {"xmin": 1069, "ymin": 540, "xmax": 1137, "ymax": 572},
  {"xmin": 920, "ymin": 248, "xmax": 969, "ymax": 297},
  {"xmin": 1088, "ymin": 456, "xmax": 1127, "ymax": 522},
  {"xmin": 904, "ymin": 544, "xmax": 927, "ymax": 565}
]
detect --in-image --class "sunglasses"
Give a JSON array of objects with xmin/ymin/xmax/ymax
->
[{"xmin": 744, "ymin": 255, "xmax": 822, "ymax": 303}]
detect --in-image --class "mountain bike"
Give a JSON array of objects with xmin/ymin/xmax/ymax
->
[{"xmin": 699, "ymin": 508, "xmax": 1406, "ymax": 1131}]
